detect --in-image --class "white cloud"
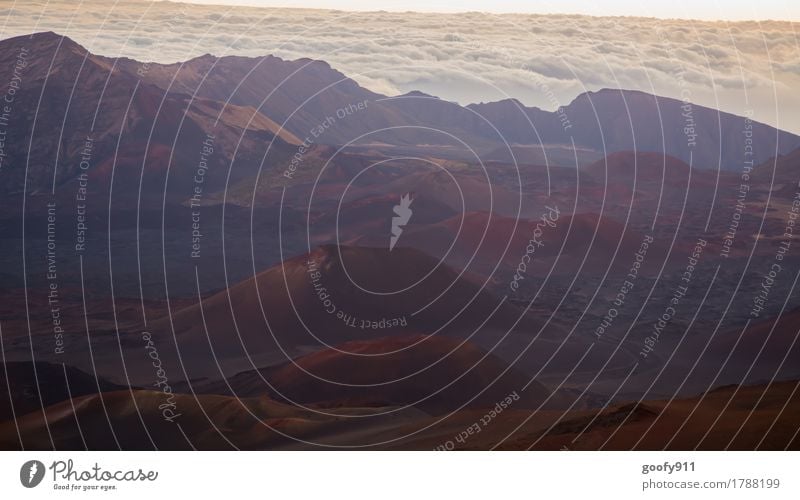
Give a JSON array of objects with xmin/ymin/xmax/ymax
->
[{"xmin": 2, "ymin": 0, "xmax": 799, "ymax": 132}]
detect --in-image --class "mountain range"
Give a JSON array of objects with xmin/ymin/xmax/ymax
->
[{"xmin": 1, "ymin": 31, "xmax": 799, "ymax": 197}]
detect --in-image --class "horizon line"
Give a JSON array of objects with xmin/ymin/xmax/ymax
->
[{"xmin": 153, "ymin": 0, "xmax": 800, "ymax": 22}]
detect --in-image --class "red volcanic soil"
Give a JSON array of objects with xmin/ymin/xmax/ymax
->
[
  {"xmin": 310, "ymin": 192, "xmax": 458, "ymax": 244},
  {"xmin": 576, "ymin": 151, "xmax": 741, "ymax": 257},
  {"xmin": 88, "ymin": 142, "xmax": 172, "ymax": 186},
  {"xmin": 159, "ymin": 245, "xmax": 535, "ymax": 365},
  {"xmin": 585, "ymin": 151, "xmax": 707, "ymax": 186},
  {"xmin": 581, "ymin": 151, "xmax": 737, "ymax": 211},
  {"xmin": 350, "ymin": 209, "xmax": 662, "ymax": 277},
  {"xmin": 435, "ymin": 210, "xmax": 643, "ymax": 261},
  {"xmin": 212, "ymin": 334, "xmax": 555, "ymax": 414},
  {"xmin": 0, "ymin": 389, "xmax": 341, "ymax": 450},
  {"xmin": 4, "ymin": 378, "xmax": 797, "ymax": 450},
  {"xmin": 0, "ymin": 362, "xmax": 125, "ymax": 422},
  {"xmin": 519, "ymin": 381, "xmax": 800, "ymax": 450}
]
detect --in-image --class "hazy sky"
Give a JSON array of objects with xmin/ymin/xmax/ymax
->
[{"xmin": 179, "ymin": 0, "xmax": 800, "ymax": 21}]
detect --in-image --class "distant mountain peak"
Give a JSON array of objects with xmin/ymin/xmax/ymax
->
[
  {"xmin": 467, "ymin": 97, "xmax": 526, "ymax": 109},
  {"xmin": 568, "ymin": 87, "xmax": 653, "ymax": 105},
  {"xmin": 10, "ymin": 31, "xmax": 86, "ymax": 52},
  {"xmin": 398, "ymin": 90, "xmax": 439, "ymax": 99}
]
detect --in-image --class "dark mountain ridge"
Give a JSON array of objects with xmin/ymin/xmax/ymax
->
[{"xmin": 0, "ymin": 31, "xmax": 797, "ymax": 198}]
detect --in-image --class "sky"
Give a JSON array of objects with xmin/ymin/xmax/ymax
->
[{"xmin": 178, "ymin": 0, "xmax": 800, "ymax": 21}]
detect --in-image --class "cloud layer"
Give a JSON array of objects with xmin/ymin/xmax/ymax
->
[{"xmin": 2, "ymin": 0, "xmax": 799, "ymax": 132}]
